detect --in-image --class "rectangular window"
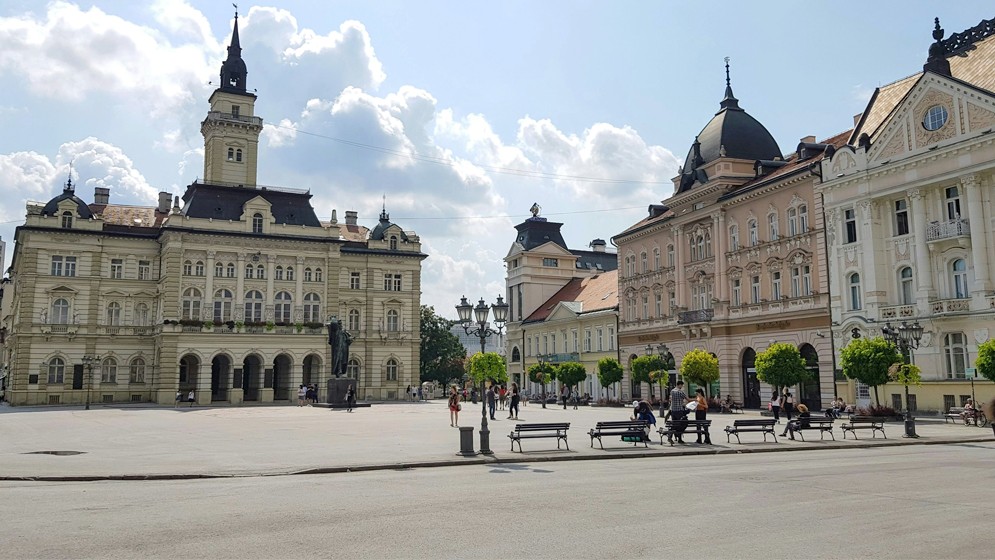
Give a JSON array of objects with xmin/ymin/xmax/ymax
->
[
  {"xmin": 550, "ymin": 334, "xmax": 557, "ymax": 354},
  {"xmin": 584, "ymin": 329, "xmax": 592, "ymax": 352},
  {"xmin": 51, "ymin": 256, "xmax": 63, "ymax": 276},
  {"xmin": 856, "ymin": 382, "xmax": 870, "ymax": 400},
  {"xmin": 110, "ymin": 258, "xmax": 123, "ymax": 279},
  {"xmin": 894, "ymin": 200, "xmax": 909, "ymax": 236},
  {"xmin": 668, "ymin": 291, "xmax": 675, "ymax": 313},
  {"xmin": 608, "ymin": 326, "xmax": 615, "ymax": 350},
  {"xmin": 844, "ymin": 209, "xmax": 858, "ymax": 244},
  {"xmin": 572, "ymin": 330, "xmax": 578, "ymax": 352},
  {"xmin": 751, "ymin": 276, "xmax": 761, "ymax": 304},
  {"xmin": 732, "ymin": 279, "xmax": 741, "ymax": 306},
  {"xmin": 891, "ymin": 394, "xmax": 902, "ymax": 411},
  {"xmin": 771, "ymin": 271, "xmax": 782, "ymax": 300},
  {"xmin": 350, "ymin": 272, "xmax": 361, "ymax": 290},
  {"xmin": 946, "ymin": 186, "xmax": 961, "ymax": 220},
  {"xmin": 383, "ymin": 274, "xmax": 402, "ymax": 291},
  {"xmin": 596, "ymin": 327, "xmax": 604, "ymax": 352},
  {"xmin": 655, "ymin": 293, "xmax": 663, "ymax": 317},
  {"xmin": 641, "ymin": 296, "xmax": 649, "ymax": 319},
  {"xmin": 138, "ymin": 260, "xmax": 151, "ymax": 280},
  {"xmin": 231, "ymin": 105, "xmax": 240, "ymax": 117},
  {"xmin": 802, "ymin": 266, "xmax": 812, "ymax": 296},
  {"xmin": 542, "ymin": 258, "xmax": 558, "ymax": 267},
  {"xmin": 542, "ymin": 335, "xmax": 548, "ymax": 355},
  {"xmin": 790, "ymin": 267, "xmax": 801, "ymax": 298}
]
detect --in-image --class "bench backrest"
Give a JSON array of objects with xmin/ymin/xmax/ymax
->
[
  {"xmin": 947, "ymin": 407, "xmax": 965, "ymax": 414},
  {"xmin": 666, "ymin": 419, "xmax": 711, "ymax": 425},
  {"xmin": 514, "ymin": 423, "xmax": 570, "ymax": 431},
  {"xmin": 849, "ymin": 416, "xmax": 882, "ymax": 423},
  {"xmin": 594, "ymin": 421, "xmax": 646, "ymax": 429},
  {"xmin": 733, "ymin": 419, "xmax": 775, "ymax": 427}
]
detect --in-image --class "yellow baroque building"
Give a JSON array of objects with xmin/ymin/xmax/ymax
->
[{"xmin": 0, "ymin": 16, "xmax": 424, "ymax": 406}]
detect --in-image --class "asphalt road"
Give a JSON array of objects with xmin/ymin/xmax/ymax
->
[{"xmin": 2, "ymin": 443, "xmax": 993, "ymax": 559}]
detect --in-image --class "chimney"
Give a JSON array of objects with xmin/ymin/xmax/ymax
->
[
  {"xmin": 800, "ymin": 135, "xmax": 816, "ymax": 144},
  {"xmin": 93, "ymin": 187, "xmax": 110, "ymax": 205},
  {"xmin": 589, "ymin": 238, "xmax": 606, "ymax": 253},
  {"xmin": 345, "ymin": 211, "xmax": 358, "ymax": 226},
  {"xmin": 158, "ymin": 192, "xmax": 171, "ymax": 214},
  {"xmin": 330, "ymin": 209, "xmax": 338, "ymax": 224},
  {"xmin": 853, "ymin": 112, "xmax": 863, "ymax": 126}
]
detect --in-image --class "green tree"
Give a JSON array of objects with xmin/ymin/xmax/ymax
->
[
  {"xmin": 888, "ymin": 362, "xmax": 922, "ymax": 387},
  {"xmin": 419, "ymin": 306, "xmax": 467, "ymax": 385},
  {"xmin": 596, "ymin": 357, "xmax": 623, "ymax": 400},
  {"xmin": 466, "ymin": 352, "xmax": 508, "ymax": 385},
  {"xmin": 555, "ymin": 362, "xmax": 587, "ymax": 393},
  {"xmin": 632, "ymin": 355, "xmax": 667, "ymax": 399},
  {"xmin": 754, "ymin": 343, "xmax": 810, "ymax": 393},
  {"xmin": 680, "ymin": 348, "xmax": 720, "ymax": 396},
  {"xmin": 976, "ymin": 339, "xmax": 995, "ymax": 383},
  {"xmin": 527, "ymin": 362, "xmax": 555, "ymax": 385},
  {"xmin": 839, "ymin": 336, "xmax": 902, "ymax": 405}
]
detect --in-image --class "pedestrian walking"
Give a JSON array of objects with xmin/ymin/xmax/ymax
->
[
  {"xmin": 560, "ymin": 384, "xmax": 569, "ymax": 409},
  {"xmin": 769, "ymin": 392, "xmax": 781, "ymax": 423},
  {"xmin": 345, "ymin": 384, "xmax": 355, "ymax": 412},
  {"xmin": 417, "ymin": 385, "xmax": 423, "ymax": 401},
  {"xmin": 410, "ymin": 385, "xmax": 417, "ymax": 401},
  {"xmin": 668, "ymin": 381, "xmax": 689, "ymax": 444},
  {"xmin": 448, "ymin": 386, "xmax": 461, "ymax": 427},
  {"xmin": 187, "ymin": 390, "xmax": 195, "ymax": 407},
  {"xmin": 507, "ymin": 382, "xmax": 520, "ymax": 419},
  {"xmin": 175, "ymin": 390, "xmax": 182, "ymax": 408},
  {"xmin": 297, "ymin": 384, "xmax": 307, "ymax": 406},
  {"xmin": 405, "ymin": 385, "xmax": 412, "ymax": 401},
  {"xmin": 781, "ymin": 389, "xmax": 795, "ymax": 421},
  {"xmin": 486, "ymin": 384, "xmax": 497, "ymax": 420},
  {"xmin": 693, "ymin": 388, "xmax": 708, "ymax": 443},
  {"xmin": 498, "ymin": 385, "xmax": 507, "ymax": 410}
]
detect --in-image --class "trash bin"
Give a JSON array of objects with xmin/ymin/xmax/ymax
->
[{"xmin": 458, "ymin": 426, "xmax": 476, "ymax": 456}]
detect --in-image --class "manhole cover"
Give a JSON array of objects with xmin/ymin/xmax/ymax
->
[{"xmin": 23, "ymin": 450, "xmax": 86, "ymax": 456}]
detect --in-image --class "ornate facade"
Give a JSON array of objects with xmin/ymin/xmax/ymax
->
[
  {"xmin": 818, "ymin": 17, "xmax": 995, "ymax": 411},
  {"xmin": 0, "ymin": 16, "xmax": 425, "ymax": 406}
]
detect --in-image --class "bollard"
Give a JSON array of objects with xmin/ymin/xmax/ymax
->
[{"xmin": 458, "ymin": 426, "xmax": 476, "ymax": 456}]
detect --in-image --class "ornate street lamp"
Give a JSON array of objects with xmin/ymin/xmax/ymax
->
[
  {"xmin": 456, "ymin": 295, "xmax": 509, "ymax": 455},
  {"xmin": 882, "ymin": 320, "xmax": 923, "ymax": 438},
  {"xmin": 81, "ymin": 354, "xmax": 99, "ymax": 411}
]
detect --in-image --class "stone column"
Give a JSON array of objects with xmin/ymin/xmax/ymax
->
[
  {"xmin": 235, "ymin": 253, "xmax": 246, "ymax": 316},
  {"xmin": 672, "ymin": 226, "xmax": 686, "ymax": 306},
  {"xmin": 962, "ymin": 174, "xmax": 991, "ymax": 294},
  {"xmin": 205, "ymin": 251, "xmax": 216, "ymax": 321},
  {"xmin": 196, "ymin": 361, "xmax": 211, "ymax": 405},
  {"xmin": 907, "ymin": 189, "xmax": 935, "ymax": 304}
]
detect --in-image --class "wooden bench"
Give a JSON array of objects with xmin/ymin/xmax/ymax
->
[
  {"xmin": 508, "ymin": 423, "xmax": 570, "ymax": 452},
  {"xmin": 659, "ymin": 419, "xmax": 712, "ymax": 445},
  {"xmin": 724, "ymin": 418, "xmax": 777, "ymax": 443},
  {"xmin": 785, "ymin": 417, "xmax": 835, "ymax": 441},
  {"xmin": 944, "ymin": 407, "xmax": 966, "ymax": 423},
  {"xmin": 588, "ymin": 420, "xmax": 649, "ymax": 449},
  {"xmin": 730, "ymin": 402, "xmax": 744, "ymax": 413},
  {"xmin": 840, "ymin": 416, "xmax": 886, "ymax": 439}
]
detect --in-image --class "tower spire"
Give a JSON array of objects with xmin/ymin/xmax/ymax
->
[
  {"xmin": 219, "ymin": 6, "xmax": 248, "ymax": 92},
  {"xmin": 720, "ymin": 56, "xmax": 740, "ymax": 110},
  {"xmin": 64, "ymin": 160, "xmax": 74, "ymax": 192},
  {"xmin": 923, "ymin": 17, "xmax": 952, "ymax": 76},
  {"xmin": 380, "ymin": 194, "xmax": 389, "ymax": 222}
]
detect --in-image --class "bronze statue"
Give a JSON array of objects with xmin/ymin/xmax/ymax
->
[{"xmin": 328, "ymin": 318, "xmax": 352, "ymax": 377}]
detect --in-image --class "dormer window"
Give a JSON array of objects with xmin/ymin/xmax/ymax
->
[
  {"xmin": 227, "ymin": 148, "xmax": 234, "ymax": 161},
  {"xmin": 231, "ymin": 105, "xmax": 240, "ymax": 118},
  {"xmin": 252, "ymin": 213, "xmax": 263, "ymax": 233},
  {"xmin": 61, "ymin": 211, "xmax": 73, "ymax": 229},
  {"xmin": 389, "ymin": 235, "xmax": 398, "ymax": 250}
]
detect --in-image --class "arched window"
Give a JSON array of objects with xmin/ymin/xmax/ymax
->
[
  {"xmin": 226, "ymin": 262, "xmax": 235, "ymax": 278},
  {"xmin": 899, "ymin": 267, "xmax": 914, "ymax": 305},
  {"xmin": 511, "ymin": 347, "xmax": 521, "ymax": 363},
  {"xmin": 245, "ymin": 264, "xmax": 253, "ymax": 279},
  {"xmin": 47, "ymin": 357, "xmax": 65, "ymax": 384},
  {"xmin": 52, "ymin": 298, "xmax": 70, "ymax": 324},
  {"xmin": 304, "ymin": 267, "xmax": 313, "ymax": 282},
  {"xmin": 213, "ymin": 289, "xmax": 233, "ymax": 322},
  {"xmin": 667, "ymin": 245, "xmax": 674, "ymax": 267},
  {"xmin": 286, "ymin": 266, "xmax": 295, "ymax": 281},
  {"xmin": 61, "ymin": 211, "xmax": 73, "ymax": 229},
  {"xmin": 748, "ymin": 219, "xmax": 759, "ymax": 246},
  {"xmin": 389, "ymin": 235, "xmax": 398, "ymax": 250},
  {"xmin": 386, "ymin": 358, "xmax": 399, "ymax": 381},
  {"xmin": 182, "ymin": 288, "xmax": 202, "ymax": 320},
  {"xmin": 100, "ymin": 357, "xmax": 117, "ymax": 384},
  {"xmin": 227, "ymin": 147, "xmax": 234, "ymax": 160},
  {"xmin": 255, "ymin": 265, "xmax": 265, "ymax": 279},
  {"xmin": 251, "ymin": 213, "xmax": 263, "ymax": 234},
  {"xmin": 106, "ymin": 302, "xmax": 122, "ymax": 326},
  {"xmin": 129, "ymin": 357, "xmax": 146, "ymax": 383},
  {"xmin": 303, "ymin": 293, "xmax": 321, "ymax": 323},
  {"xmin": 787, "ymin": 207, "xmax": 798, "ymax": 236},
  {"xmin": 214, "ymin": 262, "xmax": 224, "ymax": 277},
  {"xmin": 944, "ymin": 333, "xmax": 968, "ymax": 378},
  {"xmin": 135, "ymin": 303, "xmax": 150, "ymax": 326},
  {"xmin": 729, "ymin": 225, "xmax": 739, "ymax": 251},
  {"xmin": 346, "ymin": 358, "xmax": 360, "ymax": 378},
  {"xmin": 688, "ymin": 238, "xmax": 696, "ymax": 261},
  {"xmin": 183, "ymin": 260, "xmax": 193, "ymax": 276},
  {"xmin": 314, "ymin": 268, "xmax": 323, "ymax": 282},
  {"xmin": 386, "ymin": 309, "xmax": 399, "ymax": 332},
  {"xmin": 235, "ymin": 149, "xmax": 243, "ymax": 162},
  {"xmin": 195, "ymin": 261, "xmax": 205, "ymax": 276},
  {"xmin": 348, "ymin": 309, "xmax": 361, "ymax": 331},
  {"xmin": 275, "ymin": 266, "xmax": 284, "ymax": 281},
  {"xmin": 768, "ymin": 213, "xmax": 779, "ymax": 241},
  {"xmin": 848, "ymin": 273, "xmax": 862, "ymax": 310},
  {"xmin": 799, "ymin": 205, "xmax": 809, "ymax": 232},
  {"xmin": 275, "ymin": 291, "xmax": 292, "ymax": 323},
  {"xmin": 952, "ymin": 259, "xmax": 969, "ymax": 299},
  {"xmin": 244, "ymin": 290, "xmax": 263, "ymax": 322}
]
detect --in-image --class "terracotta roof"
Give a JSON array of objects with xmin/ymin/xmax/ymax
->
[
  {"xmin": 89, "ymin": 204, "xmax": 168, "ymax": 227},
  {"xmin": 523, "ymin": 269, "xmax": 618, "ymax": 323},
  {"xmin": 615, "ymin": 209, "xmax": 673, "ymax": 238}
]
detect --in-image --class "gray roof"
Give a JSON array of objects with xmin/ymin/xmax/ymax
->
[
  {"xmin": 180, "ymin": 182, "xmax": 321, "ymax": 227},
  {"xmin": 41, "ymin": 185, "xmax": 94, "ymax": 219}
]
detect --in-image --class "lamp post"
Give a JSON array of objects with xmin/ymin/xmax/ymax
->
[
  {"xmin": 882, "ymin": 320, "xmax": 924, "ymax": 438},
  {"xmin": 81, "ymin": 354, "xmax": 98, "ymax": 411},
  {"xmin": 535, "ymin": 353, "xmax": 549, "ymax": 409},
  {"xmin": 645, "ymin": 343, "xmax": 672, "ymax": 413},
  {"xmin": 456, "ymin": 295, "xmax": 509, "ymax": 455}
]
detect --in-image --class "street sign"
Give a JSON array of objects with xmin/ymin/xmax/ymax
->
[{"xmin": 965, "ymin": 367, "xmax": 977, "ymax": 378}]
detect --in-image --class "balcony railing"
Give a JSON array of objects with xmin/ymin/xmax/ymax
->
[
  {"xmin": 880, "ymin": 304, "xmax": 916, "ymax": 320},
  {"xmin": 930, "ymin": 298, "xmax": 971, "ymax": 314},
  {"xmin": 926, "ymin": 219, "xmax": 969, "ymax": 241},
  {"xmin": 678, "ymin": 308, "xmax": 714, "ymax": 324}
]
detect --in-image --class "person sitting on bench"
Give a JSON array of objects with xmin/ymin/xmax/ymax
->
[
  {"xmin": 631, "ymin": 400, "xmax": 657, "ymax": 436},
  {"xmin": 961, "ymin": 399, "xmax": 977, "ymax": 424},
  {"xmin": 721, "ymin": 395, "xmax": 734, "ymax": 414},
  {"xmin": 782, "ymin": 403, "xmax": 811, "ymax": 439}
]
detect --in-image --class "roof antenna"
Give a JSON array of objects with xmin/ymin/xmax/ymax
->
[{"xmin": 64, "ymin": 159, "xmax": 74, "ymax": 192}]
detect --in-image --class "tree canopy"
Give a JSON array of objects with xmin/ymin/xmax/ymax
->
[
  {"xmin": 527, "ymin": 362, "xmax": 555, "ymax": 385},
  {"xmin": 839, "ymin": 336, "xmax": 902, "ymax": 404},
  {"xmin": 680, "ymin": 348, "xmax": 720, "ymax": 395},
  {"xmin": 754, "ymin": 343, "xmax": 810, "ymax": 391},
  {"xmin": 631, "ymin": 355, "xmax": 667, "ymax": 397},
  {"xmin": 976, "ymin": 339, "xmax": 995, "ymax": 383},
  {"xmin": 596, "ymin": 358, "xmax": 623, "ymax": 396},
  {"xmin": 555, "ymin": 362, "xmax": 587, "ymax": 389},
  {"xmin": 466, "ymin": 352, "xmax": 508, "ymax": 385},
  {"xmin": 888, "ymin": 362, "xmax": 922, "ymax": 387},
  {"xmin": 419, "ymin": 305, "xmax": 467, "ymax": 385}
]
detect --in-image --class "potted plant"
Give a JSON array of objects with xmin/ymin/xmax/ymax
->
[
  {"xmin": 234, "ymin": 320, "xmax": 245, "ymax": 332},
  {"xmin": 294, "ymin": 322, "xmax": 304, "ymax": 333},
  {"xmin": 202, "ymin": 320, "xmax": 215, "ymax": 331},
  {"xmin": 265, "ymin": 321, "xmax": 275, "ymax": 332}
]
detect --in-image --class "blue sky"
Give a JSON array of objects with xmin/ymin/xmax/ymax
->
[{"xmin": 0, "ymin": 1, "xmax": 991, "ymax": 317}]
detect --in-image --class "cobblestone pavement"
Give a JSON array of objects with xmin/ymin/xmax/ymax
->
[{"xmin": 0, "ymin": 400, "xmax": 991, "ymax": 479}]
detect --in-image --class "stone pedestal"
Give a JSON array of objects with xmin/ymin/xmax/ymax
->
[
  {"xmin": 155, "ymin": 389, "xmax": 175, "ymax": 405},
  {"xmin": 259, "ymin": 388, "xmax": 274, "ymax": 403},
  {"xmin": 229, "ymin": 388, "xmax": 243, "ymax": 405}
]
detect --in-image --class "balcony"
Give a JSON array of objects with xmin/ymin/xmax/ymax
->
[
  {"xmin": 926, "ymin": 219, "xmax": 970, "ymax": 242},
  {"xmin": 542, "ymin": 353, "xmax": 580, "ymax": 363},
  {"xmin": 930, "ymin": 298, "xmax": 971, "ymax": 315},
  {"xmin": 880, "ymin": 304, "xmax": 916, "ymax": 320},
  {"xmin": 678, "ymin": 308, "xmax": 714, "ymax": 324}
]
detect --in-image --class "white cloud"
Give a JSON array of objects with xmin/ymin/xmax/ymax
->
[{"xmin": 57, "ymin": 138, "xmax": 158, "ymax": 202}]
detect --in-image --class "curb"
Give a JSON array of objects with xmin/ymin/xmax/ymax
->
[{"xmin": 2, "ymin": 435, "xmax": 991, "ymax": 483}]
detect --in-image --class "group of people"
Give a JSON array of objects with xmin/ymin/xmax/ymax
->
[
  {"xmin": 767, "ymin": 389, "xmax": 797, "ymax": 423},
  {"xmin": 174, "ymin": 390, "xmax": 195, "ymax": 407},
  {"xmin": 825, "ymin": 398, "xmax": 852, "ymax": 418},
  {"xmin": 628, "ymin": 381, "xmax": 710, "ymax": 444},
  {"xmin": 448, "ymin": 383, "xmax": 521, "ymax": 426},
  {"xmin": 296, "ymin": 384, "xmax": 320, "ymax": 406},
  {"xmin": 404, "ymin": 385, "xmax": 424, "ymax": 401}
]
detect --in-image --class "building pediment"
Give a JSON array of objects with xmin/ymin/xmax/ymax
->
[
  {"xmin": 46, "ymin": 285, "xmax": 78, "ymax": 295},
  {"xmin": 546, "ymin": 302, "xmax": 582, "ymax": 321}
]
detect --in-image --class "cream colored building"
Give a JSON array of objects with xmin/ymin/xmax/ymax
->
[
  {"xmin": 614, "ymin": 67, "xmax": 837, "ymax": 409},
  {"xmin": 0, "ymin": 16, "xmax": 424, "ymax": 406},
  {"xmin": 817, "ymin": 18, "xmax": 995, "ymax": 412},
  {"xmin": 503, "ymin": 211, "xmax": 619, "ymax": 397}
]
